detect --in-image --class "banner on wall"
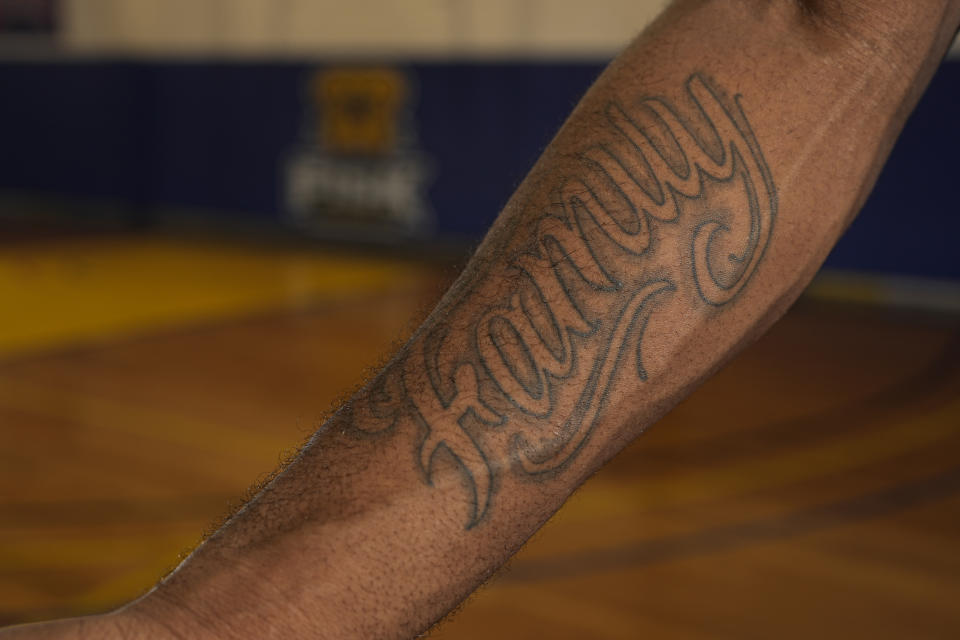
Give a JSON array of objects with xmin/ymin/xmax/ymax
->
[{"xmin": 283, "ymin": 67, "xmax": 434, "ymax": 239}]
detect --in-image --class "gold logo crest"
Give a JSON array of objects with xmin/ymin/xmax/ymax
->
[{"xmin": 314, "ymin": 68, "xmax": 406, "ymax": 156}]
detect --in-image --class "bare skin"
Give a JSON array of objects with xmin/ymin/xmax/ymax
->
[{"xmin": 4, "ymin": 1, "xmax": 960, "ymax": 638}]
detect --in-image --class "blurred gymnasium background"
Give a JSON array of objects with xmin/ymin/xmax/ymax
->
[{"xmin": 1, "ymin": 1, "xmax": 959, "ymax": 637}]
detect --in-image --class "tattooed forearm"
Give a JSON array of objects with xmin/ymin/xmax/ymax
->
[
  {"xmin": 353, "ymin": 73, "xmax": 777, "ymax": 529},
  {"xmin": 68, "ymin": 5, "xmax": 960, "ymax": 638}
]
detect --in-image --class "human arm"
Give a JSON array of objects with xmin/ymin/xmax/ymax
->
[{"xmin": 4, "ymin": 1, "xmax": 960, "ymax": 638}]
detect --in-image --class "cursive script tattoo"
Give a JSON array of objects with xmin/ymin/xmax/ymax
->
[{"xmin": 352, "ymin": 73, "xmax": 777, "ymax": 529}]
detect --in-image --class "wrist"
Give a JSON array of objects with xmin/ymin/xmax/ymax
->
[
  {"xmin": 104, "ymin": 602, "xmax": 181, "ymax": 640},
  {"xmin": 786, "ymin": 0, "xmax": 960, "ymax": 63}
]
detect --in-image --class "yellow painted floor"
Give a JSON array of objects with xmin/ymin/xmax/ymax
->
[
  {"xmin": 0, "ymin": 234, "xmax": 428, "ymax": 359},
  {"xmin": 1, "ymin": 232, "xmax": 959, "ymax": 638}
]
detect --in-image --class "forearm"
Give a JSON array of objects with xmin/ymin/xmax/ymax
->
[{"xmin": 8, "ymin": 1, "xmax": 958, "ymax": 639}]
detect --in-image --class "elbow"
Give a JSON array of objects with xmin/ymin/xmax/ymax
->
[{"xmin": 745, "ymin": 0, "xmax": 956, "ymax": 71}]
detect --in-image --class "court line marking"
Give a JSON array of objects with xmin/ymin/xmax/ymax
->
[
  {"xmin": 556, "ymin": 343, "xmax": 960, "ymax": 518},
  {"xmin": 500, "ymin": 463, "xmax": 960, "ymax": 583}
]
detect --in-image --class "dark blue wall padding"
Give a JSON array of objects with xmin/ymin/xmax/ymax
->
[{"xmin": 0, "ymin": 59, "xmax": 957, "ymax": 278}]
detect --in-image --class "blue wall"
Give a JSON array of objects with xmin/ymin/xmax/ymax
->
[{"xmin": 0, "ymin": 60, "xmax": 957, "ymax": 278}]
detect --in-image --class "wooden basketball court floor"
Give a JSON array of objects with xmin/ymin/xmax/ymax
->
[{"xmin": 1, "ymin": 231, "xmax": 959, "ymax": 638}]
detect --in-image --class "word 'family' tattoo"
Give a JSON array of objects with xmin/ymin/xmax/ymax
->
[{"xmin": 353, "ymin": 73, "xmax": 777, "ymax": 528}]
